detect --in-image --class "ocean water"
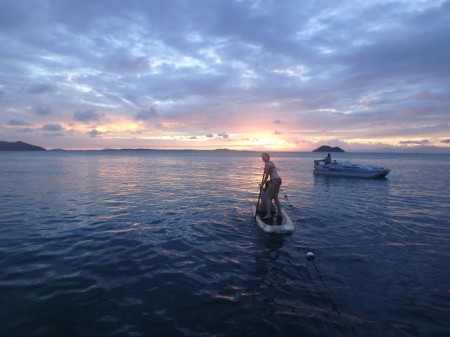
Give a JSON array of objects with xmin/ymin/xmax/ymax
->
[{"xmin": 0, "ymin": 150, "xmax": 449, "ymax": 337}]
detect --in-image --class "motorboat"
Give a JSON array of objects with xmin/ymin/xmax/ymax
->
[{"xmin": 314, "ymin": 158, "xmax": 390, "ymax": 178}]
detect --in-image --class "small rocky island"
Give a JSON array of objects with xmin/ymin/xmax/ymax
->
[
  {"xmin": 0, "ymin": 141, "xmax": 46, "ymax": 151},
  {"xmin": 312, "ymin": 145, "xmax": 345, "ymax": 152}
]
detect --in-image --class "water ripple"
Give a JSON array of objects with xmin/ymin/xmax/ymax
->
[{"xmin": 0, "ymin": 151, "xmax": 449, "ymax": 336}]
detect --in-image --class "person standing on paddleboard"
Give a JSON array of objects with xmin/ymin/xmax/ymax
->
[{"xmin": 261, "ymin": 153, "xmax": 283, "ymax": 219}]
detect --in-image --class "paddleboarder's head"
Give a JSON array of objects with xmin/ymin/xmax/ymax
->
[{"xmin": 261, "ymin": 152, "xmax": 270, "ymax": 162}]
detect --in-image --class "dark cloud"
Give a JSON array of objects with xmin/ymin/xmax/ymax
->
[
  {"xmin": 135, "ymin": 107, "xmax": 160, "ymax": 121},
  {"xmin": 0, "ymin": 0, "xmax": 35, "ymax": 33},
  {"xmin": 87, "ymin": 129, "xmax": 102, "ymax": 137},
  {"xmin": 399, "ymin": 140, "xmax": 430, "ymax": 145},
  {"xmin": 28, "ymin": 83, "xmax": 55, "ymax": 95},
  {"xmin": 44, "ymin": 132, "xmax": 64, "ymax": 137},
  {"xmin": 74, "ymin": 110, "xmax": 101, "ymax": 122},
  {"xmin": 42, "ymin": 123, "xmax": 63, "ymax": 131},
  {"xmin": 105, "ymin": 53, "xmax": 150, "ymax": 74},
  {"xmin": 34, "ymin": 105, "xmax": 53, "ymax": 116},
  {"xmin": 8, "ymin": 119, "xmax": 28, "ymax": 126}
]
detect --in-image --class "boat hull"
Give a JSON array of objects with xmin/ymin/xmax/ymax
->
[
  {"xmin": 313, "ymin": 161, "xmax": 390, "ymax": 178},
  {"xmin": 313, "ymin": 168, "xmax": 389, "ymax": 178}
]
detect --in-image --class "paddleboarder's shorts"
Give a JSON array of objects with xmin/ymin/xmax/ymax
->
[{"xmin": 271, "ymin": 178, "xmax": 282, "ymax": 185}]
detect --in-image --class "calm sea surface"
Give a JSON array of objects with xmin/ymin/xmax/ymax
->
[{"xmin": 0, "ymin": 151, "xmax": 449, "ymax": 337}]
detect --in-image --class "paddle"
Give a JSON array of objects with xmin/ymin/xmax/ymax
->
[{"xmin": 254, "ymin": 170, "xmax": 266, "ymax": 221}]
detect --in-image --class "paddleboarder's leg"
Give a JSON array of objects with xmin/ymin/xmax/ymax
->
[{"xmin": 271, "ymin": 180, "xmax": 282, "ymax": 218}]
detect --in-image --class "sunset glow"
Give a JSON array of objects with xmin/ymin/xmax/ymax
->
[{"xmin": 1, "ymin": 0, "xmax": 449, "ymax": 152}]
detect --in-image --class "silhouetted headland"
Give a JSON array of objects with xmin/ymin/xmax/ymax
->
[
  {"xmin": 0, "ymin": 141, "xmax": 46, "ymax": 151},
  {"xmin": 312, "ymin": 145, "xmax": 345, "ymax": 152}
]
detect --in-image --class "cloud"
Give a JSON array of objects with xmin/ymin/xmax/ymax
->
[
  {"xmin": 135, "ymin": 107, "xmax": 160, "ymax": 121},
  {"xmin": 27, "ymin": 83, "xmax": 55, "ymax": 95},
  {"xmin": 42, "ymin": 123, "xmax": 63, "ymax": 131},
  {"xmin": 399, "ymin": 140, "xmax": 430, "ymax": 146},
  {"xmin": 218, "ymin": 132, "xmax": 229, "ymax": 139},
  {"xmin": 440, "ymin": 139, "xmax": 450, "ymax": 144},
  {"xmin": 105, "ymin": 53, "xmax": 150, "ymax": 74},
  {"xmin": 74, "ymin": 110, "xmax": 101, "ymax": 122},
  {"xmin": 8, "ymin": 119, "xmax": 29, "ymax": 126},
  {"xmin": 87, "ymin": 129, "xmax": 102, "ymax": 137},
  {"xmin": 17, "ymin": 127, "xmax": 34, "ymax": 133},
  {"xmin": 34, "ymin": 105, "xmax": 53, "ymax": 116},
  {"xmin": 206, "ymin": 134, "xmax": 214, "ymax": 138},
  {"xmin": 44, "ymin": 132, "xmax": 64, "ymax": 137}
]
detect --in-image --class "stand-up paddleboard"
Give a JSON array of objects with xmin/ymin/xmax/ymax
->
[{"xmin": 252, "ymin": 204, "xmax": 294, "ymax": 235}]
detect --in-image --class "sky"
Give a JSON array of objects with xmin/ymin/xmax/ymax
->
[{"xmin": 1, "ymin": 0, "xmax": 449, "ymax": 152}]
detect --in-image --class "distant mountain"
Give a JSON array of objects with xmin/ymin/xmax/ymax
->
[
  {"xmin": 312, "ymin": 145, "xmax": 345, "ymax": 152},
  {"xmin": 0, "ymin": 141, "xmax": 46, "ymax": 151}
]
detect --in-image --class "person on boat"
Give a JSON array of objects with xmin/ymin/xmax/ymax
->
[
  {"xmin": 261, "ymin": 152, "xmax": 283, "ymax": 219},
  {"xmin": 324, "ymin": 153, "xmax": 332, "ymax": 164}
]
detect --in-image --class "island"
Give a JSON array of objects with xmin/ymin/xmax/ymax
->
[
  {"xmin": 312, "ymin": 145, "xmax": 345, "ymax": 152},
  {"xmin": 0, "ymin": 141, "xmax": 47, "ymax": 151}
]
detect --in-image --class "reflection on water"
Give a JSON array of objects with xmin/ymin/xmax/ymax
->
[{"xmin": 0, "ymin": 151, "xmax": 449, "ymax": 337}]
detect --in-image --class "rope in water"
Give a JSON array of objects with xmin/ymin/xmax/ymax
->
[
  {"xmin": 281, "ymin": 188, "xmax": 340, "ymax": 314},
  {"xmin": 307, "ymin": 252, "xmax": 340, "ymax": 314}
]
